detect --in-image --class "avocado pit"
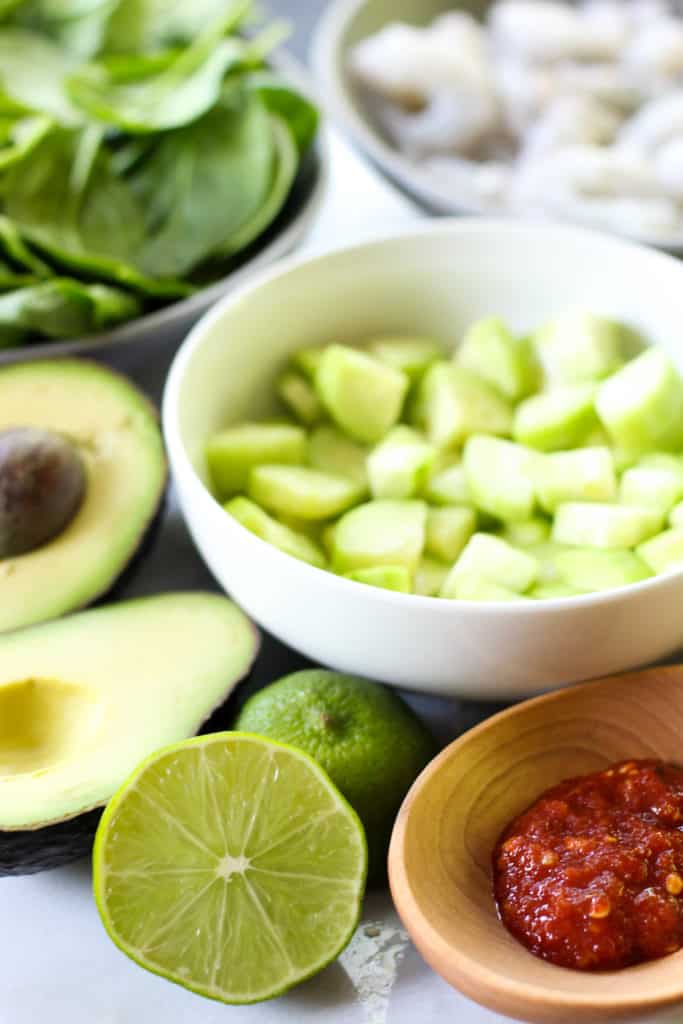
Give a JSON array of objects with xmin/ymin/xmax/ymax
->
[{"xmin": 0, "ymin": 427, "xmax": 86, "ymax": 558}]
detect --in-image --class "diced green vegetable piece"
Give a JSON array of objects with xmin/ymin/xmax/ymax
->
[
  {"xmin": 343, "ymin": 565, "xmax": 412, "ymax": 592},
  {"xmin": 530, "ymin": 582, "xmax": 588, "ymax": 599},
  {"xmin": 553, "ymin": 502, "xmax": 663, "ymax": 549},
  {"xmin": 527, "ymin": 541, "xmax": 571, "ymax": 584},
  {"xmin": 463, "ymin": 435, "xmax": 537, "ymax": 522},
  {"xmin": 441, "ymin": 533, "xmax": 539, "ymax": 595},
  {"xmin": 637, "ymin": 528, "xmax": 683, "ymax": 574},
  {"xmin": 308, "ymin": 425, "xmax": 368, "ymax": 488},
  {"xmin": 207, "ymin": 421, "xmax": 306, "ymax": 499},
  {"xmin": 290, "ymin": 345, "xmax": 325, "ymax": 380},
  {"xmin": 414, "ymin": 556, "xmax": 450, "ymax": 597},
  {"xmin": 332, "ymin": 500, "xmax": 427, "ymax": 573},
  {"xmin": 224, "ymin": 497, "xmax": 326, "ymax": 568},
  {"xmin": 670, "ymin": 501, "xmax": 683, "ymax": 528},
  {"xmin": 278, "ymin": 514, "xmax": 323, "ymax": 539},
  {"xmin": 248, "ymin": 465, "xmax": 364, "ymax": 521},
  {"xmin": 413, "ymin": 363, "xmax": 513, "ymax": 449},
  {"xmin": 316, "ymin": 345, "xmax": 408, "ymax": 444},
  {"xmin": 533, "ymin": 447, "xmax": 617, "ymax": 513},
  {"xmin": 596, "ymin": 349, "xmax": 683, "ymax": 457},
  {"xmin": 321, "ymin": 521, "xmax": 338, "ymax": 556},
  {"xmin": 513, "ymin": 385, "xmax": 598, "ymax": 452},
  {"xmin": 619, "ymin": 466, "xmax": 683, "ymax": 515},
  {"xmin": 423, "ymin": 463, "xmax": 471, "ymax": 506},
  {"xmin": 277, "ymin": 371, "xmax": 323, "ymax": 426},
  {"xmin": 500, "ymin": 518, "xmax": 552, "ymax": 547},
  {"xmin": 638, "ymin": 453, "xmax": 683, "ymax": 481},
  {"xmin": 425, "ymin": 506, "xmax": 476, "ymax": 563},
  {"xmin": 534, "ymin": 312, "xmax": 626, "ymax": 384},
  {"xmin": 455, "ymin": 317, "xmax": 540, "ymax": 401},
  {"xmin": 443, "ymin": 574, "xmax": 529, "ymax": 602},
  {"xmin": 581, "ymin": 424, "xmax": 612, "ymax": 448},
  {"xmin": 554, "ymin": 548, "xmax": 652, "ymax": 591},
  {"xmin": 368, "ymin": 336, "xmax": 443, "ymax": 382},
  {"xmin": 367, "ymin": 426, "xmax": 436, "ymax": 499}
]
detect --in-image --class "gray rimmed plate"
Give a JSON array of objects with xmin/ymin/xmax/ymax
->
[
  {"xmin": 311, "ymin": 0, "xmax": 683, "ymax": 256},
  {"xmin": 0, "ymin": 53, "xmax": 328, "ymax": 368}
]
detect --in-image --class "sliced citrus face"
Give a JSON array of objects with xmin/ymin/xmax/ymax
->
[{"xmin": 92, "ymin": 732, "xmax": 367, "ymax": 1004}]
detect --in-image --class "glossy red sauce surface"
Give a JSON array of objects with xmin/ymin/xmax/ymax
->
[{"xmin": 493, "ymin": 759, "xmax": 683, "ymax": 970}]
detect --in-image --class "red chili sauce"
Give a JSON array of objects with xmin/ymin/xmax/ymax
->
[{"xmin": 493, "ymin": 759, "xmax": 683, "ymax": 971}]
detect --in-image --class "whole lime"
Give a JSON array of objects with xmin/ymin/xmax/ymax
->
[{"xmin": 234, "ymin": 670, "xmax": 436, "ymax": 883}]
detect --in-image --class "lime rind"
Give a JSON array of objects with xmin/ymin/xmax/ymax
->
[{"xmin": 93, "ymin": 731, "xmax": 368, "ymax": 1005}]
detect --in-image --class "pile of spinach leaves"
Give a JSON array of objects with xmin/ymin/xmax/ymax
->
[{"xmin": 0, "ymin": 0, "xmax": 319, "ymax": 346}]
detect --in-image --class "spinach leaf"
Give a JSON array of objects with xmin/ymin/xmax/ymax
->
[
  {"xmin": 0, "ymin": 0, "xmax": 319, "ymax": 342},
  {"xmin": 0, "ymin": 114, "xmax": 52, "ymax": 171},
  {"xmin": 216, "ymin": 113, "xmax": 298, "ymax": 256},
  {"xmin": 0, "ymin": 214, "xmax": 51, "ymax": 274},
  {"xmin": 246, "ymin": 71, "xmax": 319, "ymax": 155},
  {"xmin": 67, "ymin": 0, "xmax": 255, "ymax": 132},
  {"xmin": 68, "ymin": 38, "xmax": 245, "ymax": 133},
  {"xmin": 0, "ymin": 0, "xmax": 25, "ymax": 20},
  {"xmin": 102, "ymin": 0, "xmax": 251, "ymax": 54},
  {"xmin": 13, "ymin": 0, "xmax": 119, "ymax": 58},
  {"xmin": 0, "ymin": 277, "xmax": 140, "ymax": 346},
  {"xmin": 0, "ymin": 29, "xmax": 80, "ymax": 122},
  {"xmin": 128, "ymin": 87, "xmax": 274, "ymax": 277},
  {"xmin": 3, "ymin": 129, "xmax": 190, "ymax": 296}
]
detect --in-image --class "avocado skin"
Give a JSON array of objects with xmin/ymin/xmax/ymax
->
[
  {"xmin": 0, "ymin": 809, "xmax": 102, "ymax": 876},
  {"xmin": 0, "ymin": 657, "xmax": 255, "ymax": 876}
]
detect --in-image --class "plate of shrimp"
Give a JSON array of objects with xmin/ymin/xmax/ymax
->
[{"xmin": 313, "ymin": 0, "xmax": 683, "ymax": 251}]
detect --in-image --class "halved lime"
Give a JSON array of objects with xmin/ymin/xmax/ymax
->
[{"xmin": 92, "ymin": 732, "xmax": 367, "ymax": 1004}]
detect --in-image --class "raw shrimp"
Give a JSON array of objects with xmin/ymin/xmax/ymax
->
[
  {"xmin": 349, "ymin": 15, "xmax": 491, "ymax": 108},
  {"xmin": 579, "ymin": 1, "xmax": 632, "ymax": 58},
  {"xmin": 424, "ymin": 156, "xmax": 512, "ymax": 207},
  {"xmin": 619, "ymin": 91, "xmax": 683, "ymax": 152},
  {"xmin": 373, "ymin": 89, "xmax": 502, "ymax": 158},
  {"xmin": 655, "ymin": 138, "xmax": 683, "ymax": 200},
  {"xmin": 495, "ymin": 60, "xmax": 556, "ymax": 135},
  {"xmin": 348, "ymin": 0, "xmax": 683, "ymax": 243},
  {"xmin": 519, "ymin": 95, "xmax": 622, "ymax": 162},
  {"xmin": 489, "ymin": 0, "xmax": 625, "ymax": 62},
  {"xmin": 555, "ymin": 63, "xmax": 642, "ymax": 111},
  {"xmin": 537, "ymin": 193, "xmax": 682, "ymax": 239},
  {"xmin": 349, "ymin": 14, "xmax": 501, "ymax": 157},
  {"xmin": 514, "ymin": 143, "xmax": 666, "ymax": 201},
  {"xmin": 625, "ymin": 19, "xmax": 683, "ymax": 86},
  {"xmin": 627, "ymin": 0, "xmax": 674, "ymax": 27}
]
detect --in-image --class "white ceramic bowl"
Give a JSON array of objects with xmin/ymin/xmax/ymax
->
[{"xmin": 164, "ymin": 219, "xmax": 683, "ymax": 699}]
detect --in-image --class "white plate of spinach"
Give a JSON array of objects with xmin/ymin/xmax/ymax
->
[{"xmin": 0, "ymin": 0, "xmax": 325, "ymax": 357}]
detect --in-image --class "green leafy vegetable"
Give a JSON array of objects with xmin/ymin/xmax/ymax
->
[
  {"xmin": 0, "ymin": 114, "xmax": 52, "ymax": 171},
  {"xmin": 14, "ymin": 0, "xmax": 119, "ymax": 58},
  {"xmin": 0, "ymin": 278, "xmax": 140, "ymax": 346},
  {"xmin": 128, "ymin": 88, "xmax": 275, "ymax": 276},
  {"xmin": 102, "ymin": 0, "xmax": 251, "ymax": 54},
  {"xmin": 0, "ymin": 0, "xmax": 318, "ymax": 346},
  {"xmin": 247, "ymin": 71, "xmax": 319, "ymax": 154},
  {"xmin": 0, "ymin": 29, "xmax": 79, "ymax": 122},
  {"xmin": 217, "ymin": 113, "xmax": 298, "ymax": 256},
  {"xmin": 67, "ymin": 2, "xmax": 254, "ymax": 132}
]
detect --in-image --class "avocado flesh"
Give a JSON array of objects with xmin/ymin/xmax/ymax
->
[
  {"xmin": 0, "ymin": 593, "xmax": 259, "ymax": 873},
  {"xmin": 0, "ymin": 360, "xmax": 166, "ymax": 632}
]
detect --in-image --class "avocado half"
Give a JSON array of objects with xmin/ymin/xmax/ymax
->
[
  {"xmin": 0, "ymin": 360, "xmax": 166, "ymax": 633},
  {"xmin": 0, "ymin": 592, "xmax": 260, "ymax": 875}
]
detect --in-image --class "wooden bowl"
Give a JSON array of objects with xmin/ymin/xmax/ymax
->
[{"xmin": 388, "ymin": 666, "xmax": 683, "ymax": 1023}]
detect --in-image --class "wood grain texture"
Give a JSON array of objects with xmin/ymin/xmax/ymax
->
[{"xmin": 388, "ymin": 666, "xmax": 683, "ymax": 1023}]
